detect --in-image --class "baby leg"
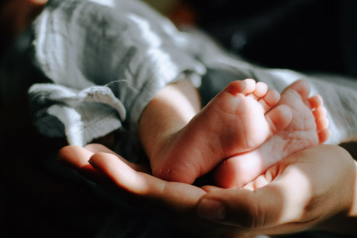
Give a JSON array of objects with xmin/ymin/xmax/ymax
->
[
  {"xmin": 139, "ymin": 79, "xmax": 200, "ymax": 166},
  {"xmin": 140, "ymin": 78, "xmax": 292, "ymax": 184}
]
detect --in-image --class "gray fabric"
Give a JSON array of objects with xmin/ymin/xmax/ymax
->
[
  {"xmin": 27, "ymin": 0, "xmax": 357, "ymax": 154},
  {"xmin": 28, "ymin": 0, "xmax": 205, "ymax": 150}
]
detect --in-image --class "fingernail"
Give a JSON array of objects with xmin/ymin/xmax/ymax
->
[{"xmin": 197, "ymin": 199, "xmax": 226, "ymax": 220}]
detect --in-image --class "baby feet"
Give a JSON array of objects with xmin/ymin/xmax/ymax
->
[
  {"xmin": 213, "ymin": 79, "xmax": 331, "ymax": 188},
  {"xmin": 151, "ymin": 79, "xmax": 293, "ymax": 184}
]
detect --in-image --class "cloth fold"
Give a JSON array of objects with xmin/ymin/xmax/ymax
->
[
  {"xmin": 29, "ymin": 83, "xmax": 125, "ymax": 145},
  {"xmin": 28, "ymin": 0, "xmax": 206, "ymax": 147}
]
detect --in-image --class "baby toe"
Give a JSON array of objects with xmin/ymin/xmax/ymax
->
[
  {"xmin": 313, "ymin": 106, "xmax": 327, "ymax": 120},
  {"xmin": 251, "ymin": 174, "xmax": 270, "ymax": 189},
  {"xmin": 308, "ymin": 94, "xmax": 323, "ymax": 109},
  {"xmin": 316, "ymin": 117, "xmax": 329, "ymax": 131},
  {"xmin": 259, "ymin": 89, "xmax": 280, "ymax": 112},
  {"xmin": 242, "ymin": 181, "xmax": 255, "ymax": 191},
  {"xmin": 318, "ymin": 128, "xmax": 331, "ymax": 144},
  {"xmin": 224, "ymin": 80, "xmax": 247, "ymax": 95},
  {"xmin": 253, "ymin": 82, "xmax": 268, "ymax": 98},
  {"xmin": 243, "ymin": 78, "xmax": 257, "ymax": 95},
  {"xmin": 247, "ymin": 82, "xmax": 268, "ymax": 100}
]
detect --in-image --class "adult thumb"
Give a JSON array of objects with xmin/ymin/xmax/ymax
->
[{"xmin": 197, "ymin": 165, "xmax": 311, "ymax": 229}]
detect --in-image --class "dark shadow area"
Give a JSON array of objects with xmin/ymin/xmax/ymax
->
[
  {"xmin": 0, "ymin": 96, "xmax": 116, "ymax": 237},
  {"xmin": 340, "ymin": 143, "xmax": 357, "ymax": 161},
  {"xmin": 187, "ymin": 0, "xmax": 357, "ymax": 79}
]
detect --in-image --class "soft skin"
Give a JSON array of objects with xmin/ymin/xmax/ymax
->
[
  {"xmin": 214, "ymin": 79, "xmax": 331, "ymax": 188},
  {"xmin": 198, "ymin": 145, "xmax": 357, "ymax": 236},
  {"xmin": 58, "ymin": 144, "xmax": 357, "ymax": 237},
  {"xmin": 139, "ymin": 79, "xmax": 291, "ymax": 184}
]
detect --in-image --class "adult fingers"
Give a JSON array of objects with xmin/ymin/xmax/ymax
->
[
  {"xmin": 85, "ymin": 143, "xmax": 149, "ymax": 173},
  {"xmin": 197, "ymin": 145, "xmax": 354, "ymax": 233},
  {"xmin": 58, "ymin": 145, "xmax": 206, "ymax": 213},
  {"xmin": 88, "ymin": 152, "xmax": 206, "ymax": 214},
  {"xmin": 58, "ymin": 145, "xmax": 101, "ymax": 181},
  {"xmin": 197, "ymin": 170, "xmax": 311, "ymax": 229},
  {"xmin": 59, "ymin": 147, "xmax": 254, "ymax": 238}
]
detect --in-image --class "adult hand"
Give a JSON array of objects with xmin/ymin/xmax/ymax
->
[
  {"xmin": 197, "ymin": 145, "xmax": 357, "ymax": 236},
  {"xmin": 58, "ymin": 144, "xmax": 357, "ymax": 237},
  {"xmin": 57, "ymin": 144, "xmax": 247, "ymax": 238}
]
